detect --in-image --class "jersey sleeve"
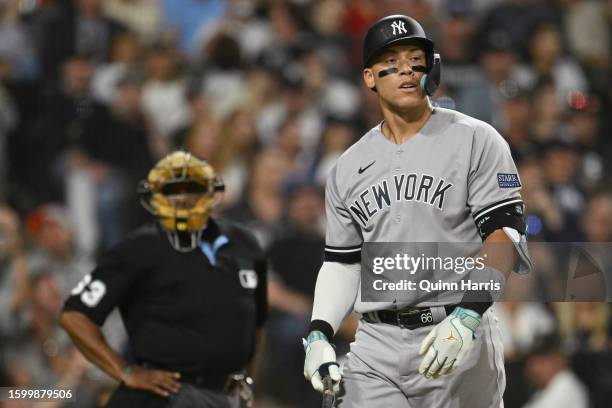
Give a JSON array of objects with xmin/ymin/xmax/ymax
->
[
  {"xmin": 63, "ymin": 241, "xmax": 141, "ymax": 325},
  {"xmin": 232, "ymin": 222, "xmax": 269, "ymax": 328},
  {"xmin": 467, "ymin": 123, "xmax": 524, "ymax": 225},
  {"xmin": 324, "ymin": 165, "xmax": 363, "ymax": 263}
]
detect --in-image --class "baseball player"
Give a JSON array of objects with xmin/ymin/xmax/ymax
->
[
  {"xmin": 59, "ymin": 151, "xmax": 267, "ymax": 408},
  {"xmin": 303, "ymin": 15, "xmax": 531, "ymax": 408}
]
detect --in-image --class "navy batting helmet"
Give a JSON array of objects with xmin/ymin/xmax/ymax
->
[{"xmin": 362, "ymin": 15, "xmax": 441, "ymax": 96}]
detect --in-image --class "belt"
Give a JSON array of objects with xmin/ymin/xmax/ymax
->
[
  {"xmin": 139, "ymin": 362, "xmax": 228, "ymax": 391},
  {"xmin": 179, "ymin": 372, "xmax": 228, "ymax": 391},
  {"xmin": 362, "ymin": 305, "xmax": 456, "ymax": 330}
]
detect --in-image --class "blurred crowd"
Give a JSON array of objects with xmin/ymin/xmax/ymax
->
[{"xmin": 0, "ymin": 0, "xmax": 610, "ymax": 407}]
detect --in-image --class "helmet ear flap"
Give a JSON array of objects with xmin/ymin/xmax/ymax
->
[{"xmin": 422, "ymin": 53, "xmax": 441, "ymax": 96}]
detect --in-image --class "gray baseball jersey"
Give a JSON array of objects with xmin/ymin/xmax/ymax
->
[{"xmin": 323, "ymin": 107, "xmax": 525, "ymax": 312}]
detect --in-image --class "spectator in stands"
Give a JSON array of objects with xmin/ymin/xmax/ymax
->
[
  {"xmin": 579, "ymin": 193, "xmax": 612, "ymax": 301},
  {"xmin": 274, "ymin": 114, "xmax": 303, "ymax": 171},
  {"xmin": 499, "ymin": 87, "xmax": 535, "ymax": 160},
  {"xmin": 581, "ymin": 193, "xmax": 612, "ymax": 243},
  {"xmin": 0, "ymin": 0, "xmax": 38, "ymax": 81},
  {"xmin": 496, "ymin": 303, "xmax": 557, "ymax": 360},
  {"xmin": 4, "ymin": 272, "xmax": 96, "ymax": 405},
  {"xmin": 223, "ymin": 149, "xmax": 291, "ymax": 248},
  {"xmin": 141, "ymin": 42, "xmax": 189, "ymax": 152},
  {"xmin": 102, "ymin": 0, "xmax": 162, "ymax": 42},
  {"xmin": 25, "ymin": 204, "xmax": 94, "ymax": 292},
  {"xmin": 309, "ymin": 0, "xmax": 351, "ymax": 77},
  {"xmin": 200, "ymin": 32, "xmax": 247, "ymax": 120},
  {"xmin": 312, "ymin": 117, "xmax": 356, "ymax": 186},
  {"xmin": 91, "ymin": 32, "xmax": 142, "ymax": 105},
  {"xmin": 541, "ymin": 138, "xmax": 584, "ymax": 241},
  {"xmin": 216, "ymin": 108, "xmax": 260, "ymax": 208},
  {"xmin": 182, "ymin": 111, "xmax": 222, "ymax": 168},
  {"xmin": 264, "ymin": 182, "xmax": 326, "ymax": 407},
  {"xmin": 264, "ymin": 181, "xmax": 357, "ymax": 407},
  {"xmin": 529, "ymin": 79, "xmax": 566, "ymax": 142},
  {"xmin": 555, "ymin": 302, "xmax": 612, "ymax": 408},
  {"xmin": 457, "ymin": 30, "xmax": 531, "ymax": 126},
  {"xmin": 24, "ymin": 203, "xmax": 129, "ymax": 384},
  {"xmin": 525, "ymin": 22, "xmax": 588, "ymax": 103},
  {"xmin": 477, "ymin": 0, "xmax": 560, "ymax": 55},
  {"xmin": 436, "ymin": 0, "xmax": 478, "ymax": 105},
  {"xmin": 0, "ymin": 204, "xmax": 31, "ymax": 337},
  {"xmin": 36, "ymin": 53, "xmax": 102, "ymax": 203},
  {"xmin": 38, "ymin": 0, "xmax": 126, "ymax": 81},
  {"xmin": 566, "ymin": 93, "xmax": 605, "ymax": 190},
  {"xmin": 65, "ymin": 69, "xmax": 153, "ymax": 250},
  {"xmin": 523, "ymin": 334, "xmax": 589, "ymax": 408},
  {"xmin": 518, "ymin": 158, "xmax": 563, "ymax": 240},
  {"xmin": 563, "ymin": 0, "xmax": 610, "ymax": 93}
]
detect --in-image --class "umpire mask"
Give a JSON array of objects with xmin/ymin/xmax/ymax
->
[{"xmin": 138, "ymin": 151, "xmax": 225, "ymax": 252}]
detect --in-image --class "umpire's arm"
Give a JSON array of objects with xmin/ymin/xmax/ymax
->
[
  {"xmin": 59, "ymin": 238, "xmax": 182, "ymax": 397},
  {"xmin": 59, "ymin": 311, "xmax": 127, "ymax": 382},
  {"xmin": 59, "ymin": 311, "xmax": 182, "ymax": 397}
]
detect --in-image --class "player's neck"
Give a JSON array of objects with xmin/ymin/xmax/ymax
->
[{"xmin": 380, "ymin": 101, "xmax": 433, "ymax": 145}]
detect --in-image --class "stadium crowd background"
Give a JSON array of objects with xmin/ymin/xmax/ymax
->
[{"xmin": 0, "ymin": 0, "xmax": 610, "ymax": 407}]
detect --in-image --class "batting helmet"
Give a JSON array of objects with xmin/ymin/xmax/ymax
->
[
  {"xmin": 362, "ymin": 15, "xmax": 441, "ymax": 96},
  {"xmin": 138, "ymin": 151, "xmax": 225, "ymax": 252}
]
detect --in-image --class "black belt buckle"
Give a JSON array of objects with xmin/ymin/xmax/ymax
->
[{"xmin": 397, "ymin": 308, "xmax": 434, "ymax": 330}]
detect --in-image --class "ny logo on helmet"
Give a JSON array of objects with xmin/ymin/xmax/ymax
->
[{"xmin": 391, "ymin": 20, "xmax": 407, "ymax": 35}]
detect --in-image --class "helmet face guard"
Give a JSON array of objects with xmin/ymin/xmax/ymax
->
[{"xmin": 138, "ymin": 151, "xmax": 225, "ymax": 252}]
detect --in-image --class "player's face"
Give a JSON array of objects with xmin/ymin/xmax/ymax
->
[{"xmin": 363, "ymin": 44, "xmax": 428, "ymax": 111}]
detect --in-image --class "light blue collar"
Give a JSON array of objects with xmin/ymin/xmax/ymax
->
[{"xmin": 198, "ymin": 235, "xmax": 229, "ymax": 266}]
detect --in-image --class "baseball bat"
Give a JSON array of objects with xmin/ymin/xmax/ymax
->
[
  {"xmin": 319, "ymin": 363, "xmax": 336, "ymax": 408},
  {"xmin": 322, "ymin": 375, "xmax": 335, "ymax": 408}
]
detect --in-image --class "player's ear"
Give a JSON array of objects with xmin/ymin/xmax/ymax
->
[{"xmin": 363, "ymin": 68, "xmax": 376, "ymax": 91}]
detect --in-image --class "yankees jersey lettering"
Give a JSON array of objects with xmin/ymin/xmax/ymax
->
[{"xmin": 323, "ymin": 108, "xmax": 524, "ymax": 310}]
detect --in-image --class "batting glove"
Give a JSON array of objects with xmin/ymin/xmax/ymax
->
[
  {"xmin": 303, "ymin": 331, "xmax": 341, "ymax": 394},
  {"xmin": 418, "ymin": 307, "xmax": 482, "ymax": 379}
]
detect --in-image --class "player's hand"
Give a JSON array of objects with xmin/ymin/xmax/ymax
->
[
  {"xmin": 418, "ymin": 307, "xmax": 482, "ymax": 379},
  {"xmin": 123, "ymin": 366, "xmax": 181, "ymax": 397},
  {"xmin": 303, "ymin": 331, "xmax": 341, "ymax": 394}
]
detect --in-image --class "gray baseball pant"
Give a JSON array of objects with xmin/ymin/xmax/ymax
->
[{"xmin": 338, "ymin": 308, "xmax": 506, "ymax": 408}]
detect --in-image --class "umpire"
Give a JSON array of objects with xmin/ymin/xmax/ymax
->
[{"xmin": 59, "ymin": 151, "xmax": 267, "ymax": 407}]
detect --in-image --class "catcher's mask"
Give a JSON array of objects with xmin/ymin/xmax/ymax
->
[{"xmin": 138, "ymin": 151, "xmax": 225, "ymax": 252}]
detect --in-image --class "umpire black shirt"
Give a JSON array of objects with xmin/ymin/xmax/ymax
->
[{"xmin": 63, "ymin": 218, "xmax": 267, "ymax": 377}]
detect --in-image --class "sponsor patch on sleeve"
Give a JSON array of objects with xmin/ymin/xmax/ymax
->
[{"xmin": 497, "ymin": 173, "xmax": 521, "ymax": 188}]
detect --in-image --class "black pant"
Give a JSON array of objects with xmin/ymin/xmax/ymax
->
[{"xmin": 105, "ymin": 384, "xmax": 232, "ymax": 408}]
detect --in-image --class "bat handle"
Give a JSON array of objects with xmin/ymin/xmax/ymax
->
[
  {"xmin": 322, "ymin": 377, "xmax": 335, "ymax": 408},
  {"xmin": 319, "ymin": 363, "xmax": 337, "ymax": 408},
  {"xmin": 323, "ymin": 374, "xmax": 333, "ymax": 394}
]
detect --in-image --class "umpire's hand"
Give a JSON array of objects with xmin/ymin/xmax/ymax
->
[
  {"xmin": 123, "ymin": 366, "xmax": 181, "ymax": 397},
  {"xmin": 303, "ymin": 331, "xmax": 341, "ymax": 393}
]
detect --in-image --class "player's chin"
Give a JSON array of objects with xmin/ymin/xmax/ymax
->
[{"xmin": 390, "ymin": 94, "xmax": 423, "ymax": 110}]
